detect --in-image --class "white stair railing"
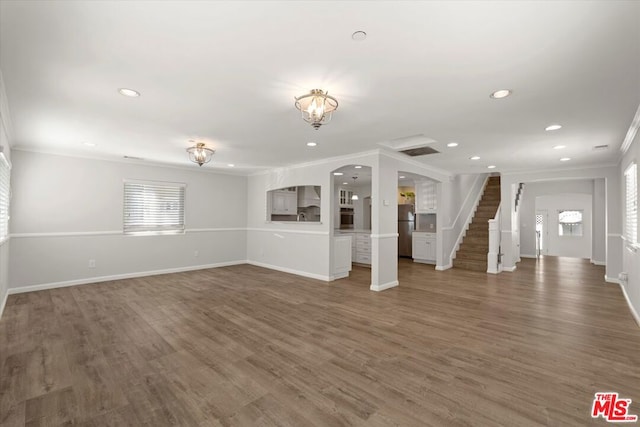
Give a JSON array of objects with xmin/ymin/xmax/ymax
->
[{"xmin": 487, "ymin": 203, "xmax": 502, "ymax": 274}]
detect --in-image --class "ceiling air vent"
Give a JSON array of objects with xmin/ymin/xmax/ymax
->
[
  {"xmin": 379, "ymin": 134, "xmax": 440, "ymax": 157},
  {"xmin": 399, "ymin": 146, "xmax": 440, "ymax": 157},
  {"xmin": 593, "ymin": 145, "xmax": 609, "ymax": 151}
]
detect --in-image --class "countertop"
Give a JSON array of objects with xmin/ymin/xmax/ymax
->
[{"xmin": 334, "ymin": 229, "xmax": 372, "ymax": 234}]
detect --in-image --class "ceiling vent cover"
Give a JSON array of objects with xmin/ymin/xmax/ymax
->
[
  {"xmin": 593, "ymin": 144, "xmax": 609, "ymax": 151},
  {"xmin": 399, "ymin": 146, "xmax": 440, "ymax": 157}
]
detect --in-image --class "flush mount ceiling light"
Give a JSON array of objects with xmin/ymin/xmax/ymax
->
[
  {"xmin": 553, "ymin": 145, "xmax": 566, "ymax": 150},
  {"xmin": 186, "ymin": 142, "xmax": 215, "ymax": 166},
  {"xmin": 490, "ymin": 89, "xmax": 512, "ymax": 99},
  {"xmin": 447, "ymin": 142, "xmax": 459, "ymax": 147},
  {"xmin": 470, "ymin": 156, "xmax": 481, "ymax": 160},
  {"xmin": 118, "ymin": 88, "xmax": 140, "ymax": 97},
  {"xmin": 294, "ymin": 89, "xmax": 338, "ymax": 130},
  {"xmin": 560, "ymin": 157, "xmax": 571, "ymax": 162},
  {"xmin": 306, "ymin": 142, "xmax": 317, "ymax": 147},
  {"xmin": 545, "ymin": 124, "xmax": 562, "ymax": 131}
]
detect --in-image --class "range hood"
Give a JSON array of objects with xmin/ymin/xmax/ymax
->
[{"xmin": 298, "ymin": 185, "xmax": 321, "ymax": 207}]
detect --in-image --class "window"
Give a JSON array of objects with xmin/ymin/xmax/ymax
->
[
  {"xmin": 625, "ymin": 163, "xmax": 638, "ymax": 245},
  {"xmin": 558, "ymin": 210, "xmax": 583, "ymax": 237},
  {"xmin": 124, "ymin": 181, "xmax": 185, "ymax": 235},
  {"xmin": 0, "ymin": 151, "xmax": 10, "ymax": 242}
]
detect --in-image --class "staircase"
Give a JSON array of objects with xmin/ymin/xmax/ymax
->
[{"xmin": 453, "ymin": 176, "xmax": 501, "ymax": 272}]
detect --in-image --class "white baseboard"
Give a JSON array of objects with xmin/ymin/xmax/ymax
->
[
  {"xmin": 7, "ymin": 260, "xmax": 248, "ymax": 295},
  {"xmin": 0, "ymin": 289, "xmax": 7, "ymax": 319},
  {"xmin": 590, "ymin": 259, "xmax": 606, "ymax": 266},
  {"xmin": 370, "ymin": 280, "xmax": 399, "ymax": 292},
  {"xmin": 520, "ymin": 254, "xmax": 537, "ymax": 259},
  {"xmin": 435, "ymin": 263, "xmax": 452, "ymax": 271},
  {"xmin": 605, "ymin": 276, "xmax": 640, "ymax": 326},
  {"xmin": 604, "ymin": 275, "xmax": 621, "ymax": 285},
  {"xmin": 329, "ymin": 272, "xmax": 349, "ymax": 281},
  {"xmin": 246, "ymin": 260, "xmax": 331, "ymax": 282},
  {"xmin": 503, "ymin": 266, "xmax": 517, "ymax": 272},
  {"xmin": 413, "ymin": 259, "xmax": 435, "ymax": 265}
]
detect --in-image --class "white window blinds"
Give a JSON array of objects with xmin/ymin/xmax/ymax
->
[
  {"xmin": 0, "ymin": 152, "xmax": 10, "ymax": 242},
  {"xmin": 625, "ymin": 163, "xmax": 638, "ymax": 245},
  {"xmin": 124, "ymin": 181, "xmax": 185, "ymax": 235}
]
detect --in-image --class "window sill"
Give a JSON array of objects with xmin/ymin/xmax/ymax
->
[{"xmin": 124, "ymin": 230, "xmax": 185, "ymax": 237}]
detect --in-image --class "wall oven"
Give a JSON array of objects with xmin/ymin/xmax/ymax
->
[{"xmin": 340, "ymin": 208, "xmax": 354, "ymax": 229}]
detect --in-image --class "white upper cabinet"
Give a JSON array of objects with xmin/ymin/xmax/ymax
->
[
  {"xmin": 338, "ymin": 188, "xmax": 354, "ymax": 207},
  {"xmin": 271, "ymin": 188, "xmax": 297, "ymax": 214},
  {"xmin": 415, "ymin": 180, "xmax": 437, "ymax": 213}
]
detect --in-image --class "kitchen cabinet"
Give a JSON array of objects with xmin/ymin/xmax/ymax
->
[
  {"xmin": 271, "ymin": 189, "xmax": 297, "ymax": 214},
  {"xmin": 337, "ymin": 230, "xmax": 371, "ymax": 266},
  {"xmin": 333, "ymin": 235, "xmax": 352, "ymax": 279},
  {"xmin": 338, "ymin": 188, "xmax": 354, "ymax": 207},
  {"xmin": 412, "ymin": 232, "xmax": 436, "ymax": 263},
  {"xmin": 415, "ymin": 180, "xmax": 437, "ymax": 213}
]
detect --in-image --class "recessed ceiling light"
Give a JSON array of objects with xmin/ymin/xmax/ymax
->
[
  {"xmin": 82, "ymin": 142, "xmax": 96, "ymax": 147},
  {"xmin": 447, "ymin": 142, "xmax": 459, "ymax": 147},
  {"xmin": 399, "ymin": 176, "xmax": 406, "ymax": 179},
  {"xmin": 487, "ymin": 165, "xmax": 496, "ymax": 169},
  {"xmin": 545, "ymin": 124, "xmax": 562, "ymax": 131},
  {"xmin": 490, "ymin": 89, "xmax": 511, "ymax": 99},
  {"xmin": 118, "ymin": 88, "xmax": 140, "ymax": 97},
  {"xmin": 228, "ymin": 164, "xmax": 235, "ymax": 167},
  {"xmin": 342, "ymin": 182, "xmax": 348, "ymax": 185},
  {"xmin": 333, "ymin": 172, "xmax": 343, "ymax": 176},
  {"xmin": 470, "ymin": 156, "xmax": 481, "ymax": 160},
  {"xmin": 352, "ymin": 31, "xmax": 367, "ymax": 41},
  {"xmin": 560, "ymin": 157, "xmax": 571, "ymax": 162},
  {"xmin": 354, "ymin": 165, "xmax": 362, "ymax": 169},
  {"xmin": 306, "ymin": 142, "xmax": 317, "ymax": 147},
  {"xmin": 553, "ymin": 145, "xmax": 566, "ymax": 150}
]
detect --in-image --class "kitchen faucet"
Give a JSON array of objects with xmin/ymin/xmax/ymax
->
[{"xmin": 297, "ymin": 212, "xmax": 306, "ymax": 222}]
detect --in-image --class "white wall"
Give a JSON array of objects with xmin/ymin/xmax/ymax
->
[
  {"xmin": 518, "ymin": 180, "xmax": 600, "ymax": 259},
  {"xmin": 592, "ymin": 178, "xmax": 606, "ymax": 264},
  {"xmin": 535, "ymin": 193, "xmax": 592, "ymax": 259},
  {"xmin": 9, "ymin": 150, "xmax": 248, "ymax": 290},
  {"xmin": 0, "ymin": 88, "xmax": 11, "ymax": 316},
  {"xmin": 620, "ymin": 127, "xmax": 640, "ymax": 325}
]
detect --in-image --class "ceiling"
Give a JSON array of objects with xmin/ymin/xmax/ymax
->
[{"xmin": 1, "ymin": 1, "xmax": 639, "ymax": 174}]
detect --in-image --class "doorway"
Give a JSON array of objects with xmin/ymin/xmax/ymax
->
[{"xmin": 535, "ymin": 210, "xmax": 548, "ymax": 257}]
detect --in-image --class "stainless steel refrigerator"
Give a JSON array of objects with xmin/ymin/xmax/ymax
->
[{"xmin": 398, "ymin": 204, "xmax": 415, "ymax": 257}]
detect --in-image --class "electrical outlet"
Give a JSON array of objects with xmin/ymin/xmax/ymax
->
[
  {"xmin": 88, "ymin": 259, "xmax": 96, "ymax": 268},
  {"xmin": 194, "ymin": 250, "xmax": 199, "ymax": 257}
]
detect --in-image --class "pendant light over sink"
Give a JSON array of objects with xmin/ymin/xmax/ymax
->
[
  {"xmin": 294, "ymin": 89, "xmax": 338, "ymax": 130},
  {"xmin": 351, "ymin": 176, "xmax": 359, "ymax": 200}
]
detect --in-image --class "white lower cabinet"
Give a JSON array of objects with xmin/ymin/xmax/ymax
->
[
  {"xmin": 413, "ymin": 232, "xmax": 436, "ymax": 264},
  {"xmin": 339, "ymin": 230, "xmax": 372, "ymax": 266}
]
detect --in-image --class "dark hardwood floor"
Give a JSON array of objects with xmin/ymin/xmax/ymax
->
[{"xmin": 1, "ymin": 257, "xmax": 639, "ymax": 426}]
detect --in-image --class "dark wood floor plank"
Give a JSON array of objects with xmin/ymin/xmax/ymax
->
[{"xmin": 1, "ymin": 256, "xmax": 639, "ymax": 426}]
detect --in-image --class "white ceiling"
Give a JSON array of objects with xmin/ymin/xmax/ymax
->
[{"xmin": 1, "ymin": 1, "xmax": 639, "ymax": 174}]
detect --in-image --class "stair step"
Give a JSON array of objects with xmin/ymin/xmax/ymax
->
[
  {"xmin": 456, "ymin": 251, "xmax": 486, "ymax": 261},
  {"xmin": 458, "ymin": 245, "xmax": 489, "ymax": 255},
  {"xmin": 453, "ymin": 259, "xmax": 486, "ymax": 272},
  {"xmin": 461, "ymin": 236, "xmax": 488, "ymax": 245}
]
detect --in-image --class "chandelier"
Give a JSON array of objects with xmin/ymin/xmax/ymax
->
[
  {"xmin": 294, "ymin": 89, "xmax": 338, "ymax": 130},
  {"xmin": 186, "ymin": 142, "xmax": 215, "ymax": 166}
]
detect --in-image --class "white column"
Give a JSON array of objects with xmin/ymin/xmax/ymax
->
[{"xmin": 370, "ymin": 154, "xmax": 399, "ymax": 291}]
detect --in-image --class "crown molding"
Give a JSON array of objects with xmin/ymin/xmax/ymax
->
[
  {"xmin": 11, "ymin": 146, "xmax": 250, "ymax": 177},
  {"xmin": 621, "ymin": 103, "xmax": 640, "ymax": 155},
  {"xmin": 0, "ymin": 70, "xmax": 15, "ymax": 145}
]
